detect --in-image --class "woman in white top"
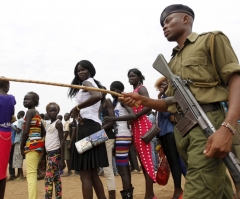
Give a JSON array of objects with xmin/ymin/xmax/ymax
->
[{"xmin": 69, "ymin": 60, "xmax": 108, "ymax": 199}]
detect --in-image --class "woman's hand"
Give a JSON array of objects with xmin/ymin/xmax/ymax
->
[
  {"xmin": 103, "ymin": 116, "xmax": 114, "ymax": 123},
  {"xmin": 70, "ymin": 106, "xmax": 80, "ymax": 120}
]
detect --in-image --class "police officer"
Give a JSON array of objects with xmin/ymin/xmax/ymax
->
[{"xmin": 120, "ymin": 4, "xmax": 240, "ymax": 199}]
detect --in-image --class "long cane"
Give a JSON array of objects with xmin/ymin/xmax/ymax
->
[{"xmin": 0, "ymin": 76, "xmax": 138, "ymax": 107}]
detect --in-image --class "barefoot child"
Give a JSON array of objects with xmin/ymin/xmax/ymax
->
[
  {"xmin": 45, "ymin": 102, "xmax": 65, "ymax": 199},
  {"xmin": 0, "ymin": 79, "xmax": 16, "ymax": 199},
  {"xmin": 21, "ymin": 92, "xmax": 45, "ymax": 199}
]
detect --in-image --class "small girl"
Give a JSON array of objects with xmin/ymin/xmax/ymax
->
[
  {"xmin": 45, "ymin": 102, "xmax": 65, "ymax": 199},
  {"xmin": 21, "ymin": 92, "xmax": 45, "ymax": 199},
  {"xmin": 103, "ymin": 81, "xmax": 135, "ymax": 199},
  {"xmin": 0, "ymin": 79, "xmax": 16, "ymax": 199}
]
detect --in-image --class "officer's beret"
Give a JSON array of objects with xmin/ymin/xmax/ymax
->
[{"xmin": 160, "ymin": 4, "xmax": 194, "ymax": 27}]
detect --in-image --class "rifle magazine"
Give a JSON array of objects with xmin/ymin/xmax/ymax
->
[{"xmin": 175, "ymin": 111, "xmax": 198, "ymax": 137}]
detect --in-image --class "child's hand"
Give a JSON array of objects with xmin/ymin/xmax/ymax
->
[{"xmin": 60, "ymin": 159, "xmax": 66, "ymax": 170}]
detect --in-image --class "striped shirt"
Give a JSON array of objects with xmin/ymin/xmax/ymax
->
[{"xmin": 24, "ymin": 114, "xmax": 44, "ymax": 153}]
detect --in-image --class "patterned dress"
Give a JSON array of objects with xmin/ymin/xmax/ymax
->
[{"xmin": 131, "ymin": 85, "xmax": 156, "ymax": 182}]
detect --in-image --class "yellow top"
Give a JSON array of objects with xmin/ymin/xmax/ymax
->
[{"xmin": 166, "ymin": 31, "xmax": 240, "ymax": 113}]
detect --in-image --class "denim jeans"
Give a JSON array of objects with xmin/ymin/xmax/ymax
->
[
  {"xmin": 150, "ymin": 137, "xmax": 159, "ymax": 171},
  {"xmin": 112, "ymin": 156, "xmax": 118, "ymax": 174}
]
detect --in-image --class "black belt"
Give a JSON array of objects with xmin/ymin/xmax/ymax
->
[
  {"xmin": 200, "ymin": 103, "xmax": 221, "ymax": 112},
  {"xmin": 174, "ymin": 102, "xmax": 221, "ymax": 122}
]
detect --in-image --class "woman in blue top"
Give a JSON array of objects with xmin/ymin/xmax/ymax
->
[
  {"xmin": 155, "ymin": 77, "xmax": 185, "ymax": 199},
  {"xmin": 0, "ymin": 79, "xmax": 16, "ymax": 199}
]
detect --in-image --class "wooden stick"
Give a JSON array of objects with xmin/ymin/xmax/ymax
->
[
  {"xmin": 0, "ymin": 76, "xmax": 122, "ymax": 97},
  {"xmin": 0, "ymin": 77, "xmax": 139, "ymax": 107}
]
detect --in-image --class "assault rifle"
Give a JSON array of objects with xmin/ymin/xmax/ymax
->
[{"xmin": 153, "ymin": 54, "xmax": 240, "ymax": 198}]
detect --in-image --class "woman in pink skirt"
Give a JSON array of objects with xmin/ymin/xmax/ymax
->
[{"xmin": 128, "ymin": 68, "xmax": 156, "ymax": 199}]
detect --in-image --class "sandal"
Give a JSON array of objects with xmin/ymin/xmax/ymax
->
[
  {"xmin": 171, "ymin": 191, "xmax": 183, "ymax": 199},
  {"xmin": 7, "ymin": 176, "xmax": 15, "ymax": 181},
  {"xmin": 14, "ymin": 177, "xmax": 26, "ymax": 181}
]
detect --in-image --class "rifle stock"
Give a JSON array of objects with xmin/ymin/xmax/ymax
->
[{"xmin": 153, "ymin": 53, "xmax": 240, "ymax": 198}]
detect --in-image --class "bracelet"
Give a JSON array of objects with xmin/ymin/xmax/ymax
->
[
  {"xmin": 221, "ymin": 122, "xmax": 236, "ymax": 135},
  {"xmin": 76, "ymin": 105, "xmax": 80, "ymax": 111}
]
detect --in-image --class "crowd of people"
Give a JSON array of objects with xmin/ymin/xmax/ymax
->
[
  {"xmin": 1, "ymin": 3, "xmax": 240, "ymax": 199},
  {"xmin": 0, "ymin": 62, "xmax": 186, "ymax": 199}
]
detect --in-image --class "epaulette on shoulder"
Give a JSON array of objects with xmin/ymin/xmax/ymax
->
[{"xmin": 199, "ymin": 31, "xmax": 224, "ymax": 36}]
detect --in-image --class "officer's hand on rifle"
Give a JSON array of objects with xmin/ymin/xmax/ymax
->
[{"xmin": 204, "ymin": 126, "xmax": 233, "ymax": 159}]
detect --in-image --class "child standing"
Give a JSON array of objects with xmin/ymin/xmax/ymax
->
[
  {"xmin": 8, "ymin": 116, "xmax": 17, "ymax": 180},
  {"xmin": 21, "ymin": 92, "xmax": 45, "ymax": 199},
  {"xmin": 45, "ymin": 102, "xmax": 65, "ymax": 199},
  {"xmin": 12, "ymin": 111, "xmax": 25, "ymax": 180},
  {"xmin": 0, "ymin": 79, "xmax": 16, "ymax": 199}
]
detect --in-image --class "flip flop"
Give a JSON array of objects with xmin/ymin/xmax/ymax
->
[{"xmin": 171, "ymin": 191, "xmax": 183, "ymax": 199}]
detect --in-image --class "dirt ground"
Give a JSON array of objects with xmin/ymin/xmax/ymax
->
[
  {"xmin": 5, "ymin": 165, "xmax": 238, "ymax": 199},
  {"xmin": 4, "ymin": 163, "xmax": 185, "ymax": 199}
]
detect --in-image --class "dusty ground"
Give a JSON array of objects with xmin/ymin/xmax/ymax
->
[{"xmin": 4, "ymin": 163, "xmax": 185, "ymax": 199}]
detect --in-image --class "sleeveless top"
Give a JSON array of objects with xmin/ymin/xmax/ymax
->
[
  {"xmin": 0, "ymin": 94, "xmax": 16, "ymax": 132},
  {"xmin": 100, "ymin": 105, "xmax": 115, "ymax": 139},
  {"xmin": 45, "ymin": 119, "xmax": 60, "ymax": 152},
  {"xmin": 75, "ymin": 78, "xmax": 101, "ymax": 124},
  {"xmin": 114, "ymin": 102, "xmax": 132, "ymax": 136},
  {"xmin": 131, "ymin": 85, "xmax": 156, "ymax": 182},
  {"xmin": 24, "ymin": 114, "xmax": 44, "ymax": 153}
]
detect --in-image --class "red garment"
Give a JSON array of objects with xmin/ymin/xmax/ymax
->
[
  {"xmin": 0, "ymin": 131, "xmax": 12, "ymax": 180},
  {"xmin": 131, "ymin": 85, "xmax": 156, "ymax": 182}
]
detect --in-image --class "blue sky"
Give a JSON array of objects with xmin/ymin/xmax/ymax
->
[{"xmin": 1, "ymin": 0, "xmax": 239, "ymax": 116}]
